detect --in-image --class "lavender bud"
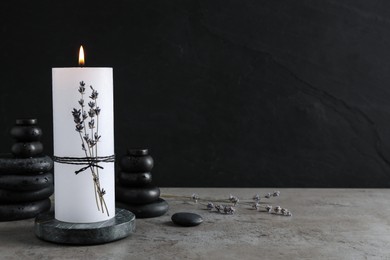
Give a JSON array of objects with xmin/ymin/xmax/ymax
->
[
  {"xmin": 253, "ymin": 194, "xmax": 261, "ymax": 202},
  {"xmin": 207, "ymin": 202, "xmax": 214, "ymax": 210},
  {"xmin": 191, "ymin": 193, "xmax": 199, "ymax": 203}
]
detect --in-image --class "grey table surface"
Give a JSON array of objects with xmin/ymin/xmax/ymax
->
[{"xmin": 0, "ymin": 188, "xmax": 389, "ymax": 260}]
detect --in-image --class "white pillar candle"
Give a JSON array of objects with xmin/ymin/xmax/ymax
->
[{"xmin": 52, "ymin": 64, "xmax": 115, "ymax": 223}]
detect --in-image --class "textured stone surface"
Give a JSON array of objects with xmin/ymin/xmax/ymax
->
[
  {"xmin": 0, "ymin": 155, "xmax": 53, "ymax": 174},
  {"xmin": 120, "ymin": 154, "xmax": 154, "ymax": 173},
  {"xmin": 171, "ymin": 212, "xmax": 203, "ymax": 227},
  {"xmin": 1, "ymin": 188, "xmax": 390, "ymax": 258},
  {"xmin": 0, "ymin": 185, "xmax": 53, "ymax": 203},
  {"xmin": 11, "ymin": 142, "xmax": 43, "ymax": 158},
  {"xmin": 10, "ymin": 125, "xmax": 42, "ymax": 142},
  {"xmin": 34, "ymin": 208, "xmax": 136, "ymax": 245},
  {"xmin": 118, "ymin": 172, "xmax": 152, "ymax": 186},
  {"xmin": 0, "ymin": 172, "xmax": 53, "ymax": 191},
  {"xmin": 116, "ymin": 185, "xmax": 160, "ymax": 204},
  {"xmin": 117, "ymin": 198, "xmax": 169, "ymax": 218},
  {"xmin": 0, "ymin": 199, "xmax": 50, "ymax": 221}
]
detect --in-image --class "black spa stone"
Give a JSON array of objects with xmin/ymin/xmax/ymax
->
[
  {"xmin": 118, "ymin": 172, "xmax": 152, "ymax": 186},
  {"xmin": 0, "ymin": 172, "xmax": 53, "ymax": 191},
  {"xmin": 10, "ymin": 124, "xmax": 42, "ymax": 142},
  {"xmin": 120, "ymin": 151, "xmax": 154, "ymax": 173},
  {"xmin": 116, "ymin": 198, "xmax": 169, "ymax": 218},
  {"xmin": 0, "ymin": 199, "xmax": 51, "ymax": 221},
  {"xmin": 116, "ymin": 185, "xmax": 160, "ymax": 204},
  {"xmin": 171, "ymin": 212, "xmax": 203, "ymax": 227},
  {"xmin": 0, "ymin": 185, "xmax": 53, "ymax": 203},
  {"xmin": 11, "ymin": 142, "xmax": 43, "ymax": 158},
  {"xmin": 0, "ymin": 154, "xmax": 53, "ymax": 174}
]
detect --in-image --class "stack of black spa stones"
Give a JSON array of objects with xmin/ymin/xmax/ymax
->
[
  {"xmin": 0, "ymin": 119, "xmax": 53, "ymax": 221},
  {"xmin": 116, "ymin": 149, "xmax": 168, "ymax": 218}
]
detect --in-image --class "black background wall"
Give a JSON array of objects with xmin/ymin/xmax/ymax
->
[{"xmin": 1, "ymin": 0, "xmax": 390, "ymax": 187}]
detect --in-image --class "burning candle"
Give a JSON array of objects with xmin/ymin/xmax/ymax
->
[{"xmin": 52, "ymin": 46, "xmax": 115, "ymax": 223}]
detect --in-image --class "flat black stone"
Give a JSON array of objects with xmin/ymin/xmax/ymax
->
[
  {"xmin": 171, "ymin": 212, "xmax": 203, "ymax": 227},
  {"xmin": 11, "ymin": 142, "xmax": 43, "ymax": 158},
  {"xmin": 117, "ymin": 198, "xmax": 169, "ymax": 218},
  {"xmin": 35, "ymin": 208, "xmax": 136, "ymax": 245},
  {"xmin": 0, "ymin": 172, "xmax": 53, "ymax": 191},
  {"xmin": 0, "ymin": 199, "xmax": 51, "ymax": 221},
  {"xmin": 0, "ymin": 185, "xmax": 53, "ymax": 203},
  {"xmin": 118, "ymin": 172, "xmax": 152, "ymax": 186},
  {"xmin": 120, "ymin": 154, "xmax": 154, "ymax": 172},
  {"xmin": 15, "ymin": 119, "xmax": 37, "ymax": 126},
  {"xmin": 127, "ymin": 149, "xmax": 149, "ymax": 156},
  {"xmin": 116, "ymin": 185, "xmax": 160, "ymax": 204},
  {"xmin": 0, "ymin": 154, "xmax": 53, "ymax": 174},
  {"xmin": 10, "ymin": 125, "xmax": 42, "ymax": 142}
]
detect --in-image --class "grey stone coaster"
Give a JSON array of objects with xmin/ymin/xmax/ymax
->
[{"xmin": 34, "ymin": 208, "xmax": 136, "ymax": 245}]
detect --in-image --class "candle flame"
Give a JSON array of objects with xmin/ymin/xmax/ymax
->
[{"xmin": 79, "ymin": 45, "xmax": 85, "ymax": 66}]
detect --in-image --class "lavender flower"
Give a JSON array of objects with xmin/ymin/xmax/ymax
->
[
  {"xmin": 72, "ymin": 82, "xmax": 108, "ymax": 216},
  {"xmin": 82, "ymin": 111, "xmax": 88, "ymax": 120},
  {"xmin": 191, "ymin": 193, "xmax": 200, "ymax": 203},
  {"xmin": 78, "ymin": 99, "xmax": 84, "ymax": 107},
  {"xmin": 223, "ymin": 206, "xmax": 235, "ymax": 214},
  {"xmin": 89, "ymin": 86, "xmax": 98, "ymax": 100},
  {"xmin": 215, "ymin": 204, "xmax": 224, "ymax": 212},
  {"xmin": 88, "ymin": 109, "xmax": 96, "ymax": 118},
  {"xmin": 95, "ymin": 107, "xmax": 101, "ymax": 115},
  {"xmin": 274, "ymin": 206, "xmax": 282, "ymax": 214},
  {"xmin": 88, "ymin": 119, "xmax": 95, "ymax": 129},
  {"xmin": 78, "ymin": 81, "xmax": 86, "ymax": 94}
]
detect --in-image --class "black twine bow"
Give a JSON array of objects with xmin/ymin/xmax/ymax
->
[{"xmin": 52, "ymin": 155, "xmax": 115, "ymax": 174}]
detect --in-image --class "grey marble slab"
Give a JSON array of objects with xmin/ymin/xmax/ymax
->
[
  {"xmin": 34, "ymin": 208, "xmax": 135, "ymax": 245},
  {"xmin": 0, "ymin": 188, "xmax": 389, "ymax": 259}
]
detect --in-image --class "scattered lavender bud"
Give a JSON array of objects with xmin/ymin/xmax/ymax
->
[
  {"xmin": 253, "ymin": 194, "xmax": 261, "ymax": 202},
  {"xmin": 215, "ymin": 204, "xmax": 224, "ymax": 212},
  {"xmin": 274, "ymin": 206, "xmax": 282, "ymax": 213},
  {"xmin": 207, "ymin": 202, "xmax": 214, "ymax": 210},
  {"xmin": 224, "ymin": 206, "xmax": 235, "ymax": 214},
  {"xmin": 273, "ymin": 191, "xmax": 280, "ymax": 197},
  {"xmin": 191, "ymin": 193, "xmax": 200, "ymax": 203},
  {"xmin": 265, "ymin": 193, "xmax": 271, "ymax": 199},
  {"xmin": 229, "ymin": 195, "xmax": 239, "ymax": 205},
  {"xmin": 265, "ymin": 205, "xmax": 272, "ymax": 213}
]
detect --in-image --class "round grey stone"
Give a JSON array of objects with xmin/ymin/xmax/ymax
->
[{"xmin": 171, "ymin": 212, "xmax": 203, "ymax": 227}]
